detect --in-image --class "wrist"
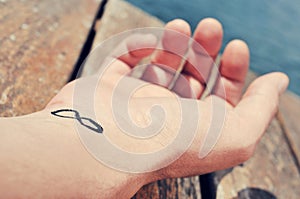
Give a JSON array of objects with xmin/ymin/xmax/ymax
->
[
  {"xmin": 38, "ymin": 108, "xmax": 155, "ymax": 198},
  {"xmin": 42, "ymin": 102, "xmax": 162, "ymax": 198}
]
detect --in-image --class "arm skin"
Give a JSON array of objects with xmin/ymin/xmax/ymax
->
[
  {"xmin": 0, "ymin": 111, "xmax": 150, "ymax": 198},
  {"xmin": 0, "ymin": 18, "xmax": 289, "ymax": 198},
  {"xmin": 0, "ymin": 74, "xmax": 288, "ymax": 198}
]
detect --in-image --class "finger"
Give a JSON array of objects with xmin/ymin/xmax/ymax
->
[
  {"xmin": 183, "ymin": 18, "xmax": 223, "ymax": 88},
  {"xmin": 151, "ymin": 19, "xmax": 191, "ymax": 70},
  {"xmin": 142, "ymin": 19, "xmax": 191, "ymax": 88},
  {"xmin": 101, "ymin": 33, "xmax": 157, "ymax": 76},
  {"xmin": 171, "ymin": 74, "xmax": 203, "ymax": 98},
  {"xmin": 116, "ymin": 33, "xmax": 157, "ymax": 67},
  {"xmin": 171, "ymin": 18, "xmax": 223, "ymax": 98},
  {"xmin": 235, "ymin": 72, "xmax": 289, "ymax": 137},
  {"xmin": 141, "ymin": 65, "xmax": 203, "ymax": 99},
  {"xmin": 213, "ymin": 40, "xmax": 250, "ymax": 106},
  {"xmin": 141, "ymin": 64, "xmax": 174, "ymax": 88}
]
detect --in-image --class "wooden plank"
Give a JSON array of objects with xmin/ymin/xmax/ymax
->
[
  {"xmin": 213, "ymin": 72, "xmax": 300, "ymax": 198},
  {"xmin": 92, "ymin": 0, "xmax": 163, "ymax": 46},
  {"xmin": 0, "ymin": 0, "xmax": 99, "ymax": 116},
  {"xmin": 278, "ymin": 91, "xmax": 300, "ymax": 167},
  {"xmin": 81, "ymin": 0, "xmax": 202, "ymax": 198},
  {"xmin": 134, "ymin": 178, "xmax": 201, "ymax": 199}
]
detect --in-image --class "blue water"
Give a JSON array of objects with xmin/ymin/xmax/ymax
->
[{"xmin": 126, "ymin": 0, "xmax": 300, "ymax": 96}]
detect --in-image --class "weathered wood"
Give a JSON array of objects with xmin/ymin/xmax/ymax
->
[
  {"xmin": 93, "ymin": 0, "xmax": 162, "ymax": 46},
  {"xmin": 278, "ymin": 91, "xmax": 300, "ymax": 167},
  {"xmin": 213, "ymin": 72, "xmax": 300, "ymax": 199},
  {"xmin": 81, "ymin": 0, "xmax": 202, "ymax": 198},
  {"xmin": 133, "ymin": 178, "xmax": 201, "ymax": 199},
  {"xmin": 134, "ymin": 178, "xmax": 201, "ymax": 199},
  {"xmin": 0, "ymin": 0, "xmax": 99, "ymax": 116}
]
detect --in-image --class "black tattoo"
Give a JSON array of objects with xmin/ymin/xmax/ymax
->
[{"xmin": 51, "ymin": 109, "xmax": 103, "ymax": 134}]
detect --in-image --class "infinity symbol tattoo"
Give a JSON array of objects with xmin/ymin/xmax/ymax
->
[{"xmin": 51, "ymin": 109, "xmax": 103, "ymax": 134}]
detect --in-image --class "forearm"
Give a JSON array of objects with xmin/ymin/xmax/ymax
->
[
  {"xmin": 0, "ymin": 111, "xmax": 83, "ymax": 197},
  {"xmin": 0, "ymin": 110, "xmax": 146, "ymax": 198}
]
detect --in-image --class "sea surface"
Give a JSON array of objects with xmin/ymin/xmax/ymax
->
[{"xmin": 126, "ymin": 0, "xmax": 300, "ymax": 96}]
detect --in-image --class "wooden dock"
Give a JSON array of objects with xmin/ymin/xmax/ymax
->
[{"xmin": 1, "ymin": 0, "xmax": 299, "ymax": 198}]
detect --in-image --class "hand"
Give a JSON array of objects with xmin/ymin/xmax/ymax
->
[
  {"xmin": 47, "ymin": 18, "xmax": 289, "ymax": 197},
  {"xmin": 2, "ymin": 18, "xmax": 287, "ymax": 198}
]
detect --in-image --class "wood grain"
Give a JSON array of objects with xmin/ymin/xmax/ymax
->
[
  {"xmin": 278, "ymin": 91, "xmax": 300, "ymax": 168},
  {"xmin": 134, "ymin": 178, "xmax": 201, "ymax": 199},
  {"xmin": 0, "ymin": 0, "xmax": 99, "ymax": 116}
]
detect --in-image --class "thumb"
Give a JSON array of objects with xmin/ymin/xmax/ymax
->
[{"xmin": 235, "ymin": 72, "xmax": 289, "ymax": 136}]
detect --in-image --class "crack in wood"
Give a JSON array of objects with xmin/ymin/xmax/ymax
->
[{"xmin": 68, "ymin": 0, "xmax": 109, "ymax": 82}]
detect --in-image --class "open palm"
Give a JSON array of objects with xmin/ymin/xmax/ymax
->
[{"xmin": 46, "ymin": 18, "xmax": 289, "ymax": 197}]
